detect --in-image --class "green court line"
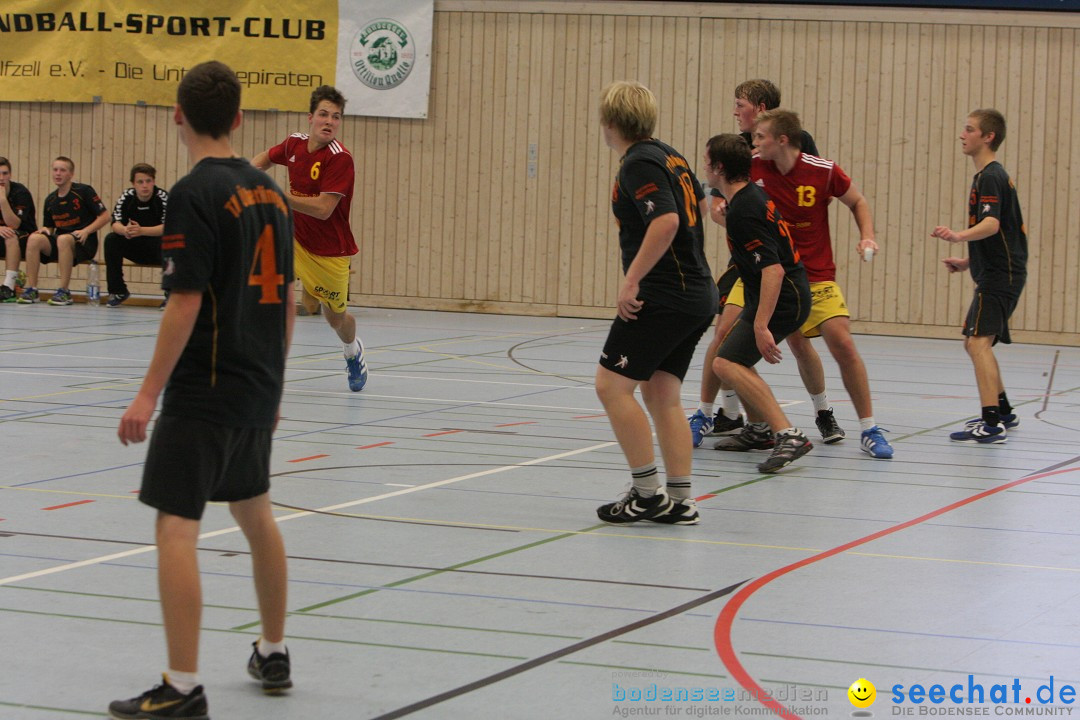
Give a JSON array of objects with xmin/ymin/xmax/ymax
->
[
  {"xmin": 4, "ymin": 584, "xmax": 584, "ymax": 640},
  {"xmin": 1, "ymin": 584, "xmax": 249, "ymax": 612},
  {"xmin": 242, "ymin": 473, "xmax": 773, "ymax": 624},
  {"xmin": 288, "ymin": 526, "xmax": 598, "ymax": 615},
  {"xmin": 0, "ymin": 606, "xmax": 527, "ymax": 661},
  {"xmin": 559, "ymin": 660, "xmax": 727, "ymax": 680},
  {"xmin": 0, "ymin": 700, "xmax": 101, "ymax": 717},
  {"xmin": 299, "ymin": 611, "xmax": 584, "ymax": 640},
  {"xmin": 613, "ymin": 639, "xmax": 711, "ymax": 651}
]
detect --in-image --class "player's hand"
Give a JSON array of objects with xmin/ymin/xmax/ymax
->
[
  {"xmin": 118, "ymin": 393, "xmax": 156, "ymax": 445},
  {"xmin": 616, "ymin": 279, "xmax": 643, "ymax": 321},
  {"xmin": 931, "ymin": 226, "xmax": 962, "ymax": 243},
  {"xmin": 0, "ymin": 226, "xmax": 14, "ymax": 239},
  {"xmin": 127, "ymin": 221, "xmax": 141, "ymax": 238},
  {"xmin": 755, "ymin": 326, "xmax": 782, "ymax": 364},
  {"xmin": 942, "ymin": 257, "xmax": 969, "ymax": 273},
  {"xmin": 856, "ymin": 238, "xmax": 879, "ymax": 255},
  {"xmin": 709, "ymin": 196, "xmax": 727, "ymax": 226},
  {"xmin": 71, "ymin": 230, "xmax": 86, "ymax": 244}
]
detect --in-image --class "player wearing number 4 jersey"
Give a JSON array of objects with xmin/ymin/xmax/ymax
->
[
  {"xmin": 111, "ymin": 61, "xmax": 294, "ymax": 720},
  {"xmin": 748, "ymin": 109, "xmax": 893, "ymax": 460},
  {"xmin": 253, "ymin": 85, "xmax": 368, "ymax": 391}
]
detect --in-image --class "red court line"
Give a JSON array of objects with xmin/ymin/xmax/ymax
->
[
  {"xmin": 494, "ymin": 421, "xmax": 536, "ymax": 427},
  {"xmin": 573, "ymin": 414, "xmax": 607, "ymax": 419},
  {"xmin": 357, "ymin": 442, "xmax": 394, "ymax": 450},
  {"xmin": 695, "ymin": 493, "xmax": 717, "ymax": 502},
  {"xmin": 424, "ymin": 430, "xmax": 463, "ymax": 437},
  {"xmin": 43, "ymin": 500, "xmax": 95, "ymax": 511},
  {"xmin": 287, "ymin": 454, "xmax": 331, "ymax": 463},
  {"xmin": 713, "ymin": 465, "xmax": 1080, "ymax": 720}
]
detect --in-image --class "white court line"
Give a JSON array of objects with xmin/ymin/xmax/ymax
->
[
  {"xmin": 0, "ymin": 440, "xmax": 616, "ymax": 587},
  {"xmin": 0, "ymin": 370, "xmax": 136, "ymax": 381}
]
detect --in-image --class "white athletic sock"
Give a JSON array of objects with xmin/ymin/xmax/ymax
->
[
  {"xmin": 3, "ymin": 270, "xmax": 17, "ymax": 289},
  {"xmin": 258, "ymin": 637, "xmax": 287, "ymax": 657},
  {"xmin": 165, "ymin": 670, "xmax": 199, "ymax": 695},
  {"xmin": 630, "ymin": 464, "xmax": 660, "ymax": 497},
  {"xmin": 859, "ymin": 417, "xmax": 877, "ymax": 432},
  {"xmin": 343, "ymin": 339, "xmax": 359, "ymax": 359},
  {"xmin": 810, "ymin": 392, "xmax": 830, "ymax": 413},
  {"xmin": 697, "ymin": 402, "xmax": 714, "ymax": 417},
  {"xmin": 666, "ymin": 476, "xmax": 692, "ymax": 502},
  {"xmin": 721, "ymin": 389, "xmax": 740, "ymax": 417}
]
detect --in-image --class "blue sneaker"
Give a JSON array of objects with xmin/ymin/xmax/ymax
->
[
  {"xmin": 345, "ymin": 339, "xmax": 368, "ymax": 392},
  {"xmin": 963, "ymin": 413, "xmax": 1018, "ymax": 430},
  {"xmin": 47, "ymin": 288, "xmax": 73, "ymax": 306},
  {"xmin": 860, "ymin": 426, "xmax": 894, "ymax": 458},
  {"xmin": 16, "ymin": 286, "xmax": 38, "ymax": 304},
  {"xmin": 688, "ymin": 410, "xmax": 714, "ymax": 448},
  {"xmin": 950, "ymin": 421, "xmax": 1006, "ymax": 444}
]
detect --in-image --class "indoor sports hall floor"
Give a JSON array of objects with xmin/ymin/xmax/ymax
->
[{"xmin": 1, "ymin": 304, "xmax": 1078, "ymax": 719}]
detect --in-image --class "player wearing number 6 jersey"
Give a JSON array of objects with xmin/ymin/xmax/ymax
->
[
  {"xmin": 594, "ymin": 81, "xmax": 717, "ymax": 526},
  {"xmin": 253, "ymin": 85, "xmax": 368, "ymax": 392},
  {"xmin": 749, "ymin": 109, "xmax": 893, "ymax": 460},
  {"xmin": 112, "ymin": 61, "xmax": 295, "ymax": 720}
]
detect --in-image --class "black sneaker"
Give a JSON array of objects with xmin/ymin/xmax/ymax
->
[
  {"xmin": 106, "ymin": 290, "xmax": 131, "ymax": 308},
  {"xmin": 0, "ymin": 285, "xmax": 14, "ymax": 302},
  {"xmin": 815, "ymin": 408, "xmax": 846, "ymax": 444},
  {"xmin": 757, "ymin": 430, "xmax": 813, "ymax": 473},
  {"xmin": 597, "ymin": 486, "xmax": 673, "ymax": 524},
  {"xmin": 108, "ymin": 676, "xmax": 209, "ymax": 719},
  {"xmin": 247, "ymin": 641, "xmax": 293, "ymax": 693},
  {"xmin": 646, "ymin": 499, "xmax": 700, "ymax": 525},
  {"xmin": 710, "ymin": 411, "xmax": 745, "ymax": 436},
  {"xmin": 713, "ymin": 422, "xmax": 774, "ymax": 451}
]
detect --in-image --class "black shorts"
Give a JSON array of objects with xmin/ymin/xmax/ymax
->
[
  {"xmin": 599, "ymin": 303, "xmax": 713, "ymax": 382},
  {"xmin": 32, "ymin": 230, "xmax": 98, "ymax": 266},
  {"xmin": 140, "ymin": 415, "xmax": 272, "ymax": 521},
  {"xmin": 717, "ymin": 300, "xmax": 810, "ymax": 367},
  {"xmin": 963, "ymin": 290, "xmax": 1021, "ymax": 345},
  {"xmin": 715, "ymin": 265, "xmax": 740, "ymax": 310}
]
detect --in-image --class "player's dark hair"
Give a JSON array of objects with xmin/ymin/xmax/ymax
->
[
  {"xmin": 130, "ymin": 163, "xmax": 156, "ymax": 182},
  {"xmin": 755, "ymin": 109, "xmax": 803, "ymax": 150},
  {"xmin": 970, "ymin": 109, "xmax": 1006, "ymax": 151},
  {"xmin": 706, "ymin": 134, "xmax": 751, "ymax": 183},
  {"xmin": 0, "ymin": 157, "xmax": 10, "ymax": 171},
  {"xmin": 177, "ymin": 61, "xmax": 241, "ymax": 139},
  {"xmin": 310, "ymin": 85, "xmax": 346, "ymax": 114},
  {"xmin": 54, "ymin": 156, "xmax": 75, "ymax": 172},
  {"xmin": 734, "ymin": 79, "xmax": 781, "ymax": 110}
]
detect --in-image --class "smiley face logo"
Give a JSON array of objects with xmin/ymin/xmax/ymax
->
[{"xmin": 848, "ymin": 678, "xmax": 876, "ymax": 708}]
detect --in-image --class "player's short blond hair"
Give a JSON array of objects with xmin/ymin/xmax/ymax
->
[
  {"xmin": 599, "ymin": 81, "xmax": 657, "ymax": 142},
  {"xmin": 755, "ymin": 109, "xmax": 803, "ymax": 150}
]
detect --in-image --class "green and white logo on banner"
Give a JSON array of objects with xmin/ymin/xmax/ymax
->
[{"xmin": 350, "ymin": 18, "xmax": 415, "ymax": 89}]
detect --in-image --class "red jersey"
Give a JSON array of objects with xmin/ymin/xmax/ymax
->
[
  {"xmin": 268, "ymin": 133, "xmax": 357, "ymax": 257},
  {"xmin": 751, "ymin": 153, "xmax": 851, "ymax": 282}
]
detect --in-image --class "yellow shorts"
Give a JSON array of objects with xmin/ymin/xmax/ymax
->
[
  {"xmin": 723, "ymin": 279, "xmax": 848, "ymax": 338},
  {"xmin": 800, "ymin": 281, "xmax": 849, "ymax": 337},
  {"xmin": 725, "ymin": 278, "xmax": 746, "ymax": 308},
  {"xmin": 293, "ymin": 241, "xmax": 351, "ymax": 314}
]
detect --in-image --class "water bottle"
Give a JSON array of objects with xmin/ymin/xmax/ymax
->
[{"xmin": 87, "ymin": 260, "xmax": 100, "ymax": 306}]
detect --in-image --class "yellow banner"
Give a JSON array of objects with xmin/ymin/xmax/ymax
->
[{"xmin": 0, "ymin": 0, "xmax": 338, "ymax": 111}]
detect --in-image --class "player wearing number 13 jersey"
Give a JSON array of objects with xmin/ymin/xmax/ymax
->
[{"xmin": 750, "ymin": 109, "xmax": 894, "ymax": 460}]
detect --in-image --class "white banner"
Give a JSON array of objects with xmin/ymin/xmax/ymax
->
[{"xmin": 335, "ymin": 0, "xmax": 433, "ymax": 118}]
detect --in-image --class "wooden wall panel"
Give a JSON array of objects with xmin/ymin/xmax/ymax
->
[{"xmin": 3, "ymin": 2, "xmax": 1077, "ymax": 343}]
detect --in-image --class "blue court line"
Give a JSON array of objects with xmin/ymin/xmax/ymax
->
[
  {"xmin": 8, "ymin": 461, "xmax": 145, "ymax": 488},
  {"xmin": 0, "ymin": 396, "xmax": 131, "ymax": 423},
  {"xmin": 741, "ymin": 617, "xmax": 1080, "ymax": 649}
]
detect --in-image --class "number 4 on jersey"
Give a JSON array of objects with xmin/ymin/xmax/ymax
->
[{"xmin": 248, "ymin": 225, "xmax": 285, "ymax": 304}]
